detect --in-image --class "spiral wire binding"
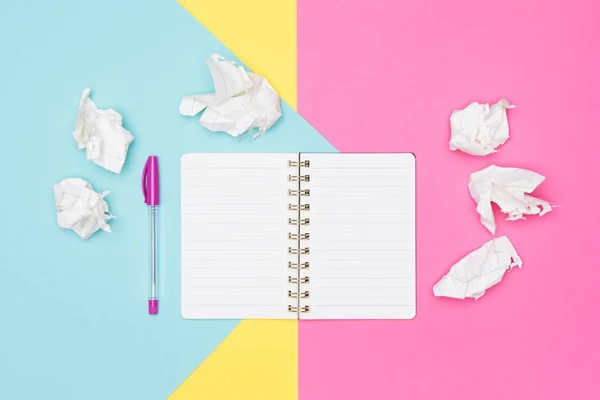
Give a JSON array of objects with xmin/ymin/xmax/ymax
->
[
  {"xmin": 288, "ymin": 247, "xmax": 310, "ymax": 255},
  {"xmin": 288, "ymin": 218, "xmax": 310, "ymax": 226},
  {"xmin": 288, "ymin": 204, "xmax": 310, "ymax": 211},
  {"xmin": 288, "ymin": 276, "xmax": 310, "ymax": 284},
  {"xmin": 288, "ymin": 305, "xmax": 310, "ymax": 313},
  {"xmin": 288, "ymin": 175, "xmax": 310, "ymax": 182},
  {"xmin": 288, "ymin": 160, "xmax": 310, "ymax": 167},
  {"xmin": 288, "ymin": 233, "xmax": 310, "ymax": 240},
  {"xmin": 288, "ymin": 189, "xmax": 310, "ymax": 196},
  {"xmin": 288, "ymin": 261, "xmax": 310, "ymax": 269},
  {"xmin": 288, "ymin": 290, "xmax": 310, "ymax": 298},
  {"xmin": 288, "ymin": 158, "xmax": 310, "ymax": 315}
]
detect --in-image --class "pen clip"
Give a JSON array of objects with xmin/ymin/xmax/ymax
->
[{"xmin": 142, "ymin": 157, "xmax": 150, "ymax": 204}]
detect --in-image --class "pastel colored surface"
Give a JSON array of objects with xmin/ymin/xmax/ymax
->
[
  {"xmin": 178, "ymin": 0, "xmax": 297, "ymax": 109},
  {"xmin": 169, "ymin": 320, "xmax": 297, "ymax": 399},
  {"xmin": 297, "ymin": 1, "xmax": 600, "ymax": 399},
  {"xmin": 0, "ymin": 1, "xmax": 333, "ymax": 399},
  {"xmin": 171, "ymin": 2, "xmax": 303, "ymax": 398}
]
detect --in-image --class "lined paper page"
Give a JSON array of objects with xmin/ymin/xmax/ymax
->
[
  {"xmin": 181, "ymin": 153, "xmax": 296, "ymax": 319},
  {"xmin": 301, "ymin": 153, "xmax": 416, "ymax": 320}
]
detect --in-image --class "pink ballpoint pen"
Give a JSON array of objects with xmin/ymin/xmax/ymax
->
[{"xmin": 142, "ymin": 156, "xmax": 160, "ymax": 315}]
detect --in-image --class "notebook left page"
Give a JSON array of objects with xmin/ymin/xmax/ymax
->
[{"xmin": 181, "ymin": 153, "xmax": 296, "ymax": 319}]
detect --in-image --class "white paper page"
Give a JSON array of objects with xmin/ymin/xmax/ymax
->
[
  {"xmin": 300, "ymin": 153, "xmax": 416, "ymax": 319},
  {"xmin": 181, "ymin": 153, "xmax": 297, "ymax": 319}
]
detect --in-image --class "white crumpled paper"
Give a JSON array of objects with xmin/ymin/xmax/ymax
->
[
  {"xmin": 433, "ymin": 236, "xmax": 522, "ymax": 299},
  {"xmin": 73, "ymin": 88, "xmax": 134, "ymax": 174},
  {"xmin": 469, "ymin": 165, "xmax": 553, "ymax": 234},
  {"xmin": 179, "ymin": 54, "xmax": 282, "ymax": 139},
  {"xmin": 450, "ymin": 99, "xmax": 514, "ymax": 156},
  {"xmin": 53, "ymin": 178, "xmax": 114, "ymax": 240}
]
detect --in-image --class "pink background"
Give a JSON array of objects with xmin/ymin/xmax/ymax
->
[{"xmin": 298, "ymin": 1, "xmax": 600, "ymax": 399}]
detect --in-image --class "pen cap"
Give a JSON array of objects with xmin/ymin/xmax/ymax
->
[{"xmin": 142, "ymin": 156, "xmax": 160, "ymax": 206}]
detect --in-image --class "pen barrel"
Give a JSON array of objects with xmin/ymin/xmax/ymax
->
[{"xmin": 148, "ymin": 206, "xmax": 159, "ymax": 310}]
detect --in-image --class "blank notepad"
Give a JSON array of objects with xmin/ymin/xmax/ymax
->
[{"xmin": 181, "ymin": 153, "xmax": 416, "ymax": 320}]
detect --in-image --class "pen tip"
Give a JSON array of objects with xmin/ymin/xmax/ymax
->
[{"xmin": 149, "ymin": 299, "xmax": 158, "ymax": 315}]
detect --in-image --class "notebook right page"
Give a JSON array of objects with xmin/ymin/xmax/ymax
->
[{"xmin": 302, "ymin": 153, "xmax": 416, "ymax": 319}]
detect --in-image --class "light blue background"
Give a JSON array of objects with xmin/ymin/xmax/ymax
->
[{"xmin": 0, "ymin": 1, "xmax": 335, "ymax": 398}]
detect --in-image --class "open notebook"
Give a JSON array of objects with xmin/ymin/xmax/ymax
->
[{"xmin": 181, "ymin": 153, "xmax": 416, "ymax": 320}]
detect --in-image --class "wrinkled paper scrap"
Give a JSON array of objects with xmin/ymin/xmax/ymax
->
[
  {"xmin": 469, "ymin": 165, "xmax": 553, "ymax": 234},
  {"xmin": 73, "ymin": 88, "xmax": 134, "ymax": 174},
  {"xmin": 53, "ymin": 178, "xmax": 114, "ymax": 240},
  {"xmin": 179, "ymin": 54, "xmax": 282, "ymax": 139},
  {"xmin": 433, "ymin": 236, "xmax": 522, "ymax": 299},
  {"xmin": 450, "ymin": 99, "xmax": 514, "ymax": 156}
]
